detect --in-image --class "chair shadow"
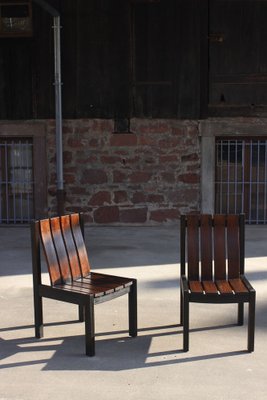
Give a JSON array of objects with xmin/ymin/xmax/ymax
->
[{"xmin": 0, "ymin": 322, "xmax": 248, "ymax": 371}]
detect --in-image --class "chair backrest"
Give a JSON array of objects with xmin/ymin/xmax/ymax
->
[
  {"xmin": 180, "ymin": 214, "xmax": 245, "ymax": 280},
  {"xmin": 38, "ymin": 213, "xmax": 91, "ymax": 285}
]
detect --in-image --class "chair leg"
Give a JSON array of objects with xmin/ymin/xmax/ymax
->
[
  {"xmin": 180, "ymin": 287, "xmax": 184, "ymax": 325},
  {"xmin": 79, "ymin": 305, "xmax": 84, "ymax": 322},
  {"xmin": 33, "ymin": 294, "xmax": 43, "ymax": 338},
  {"xmin": 238, "ymin": 303, "xmax": 244, "ymax": 326},
  {"xmin": 248, "ymin": 291, "xmax": 256, "ymax": 352},
  {"xmin": 85, "ymin": 299, "xmax": 95, "ymax": 356},
  {"xmin": 129, "ymin": 280, "xmax": 137, "ymax": 337},
  {"xmin": 183, "ymin": 293, "xmax": 189, "ymax": 352}
]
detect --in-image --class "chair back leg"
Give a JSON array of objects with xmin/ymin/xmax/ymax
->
[
  {"xmin": 248, "ymin": 292, "xmax": 256, "ymax": 352},
  {"xmin": 128, "ymin": 280, "xmax": 137, "ymax": 337}
]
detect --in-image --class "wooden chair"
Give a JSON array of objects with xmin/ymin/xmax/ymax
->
[
  {"xmin": 180, "ymin": 214, "xmax": 255, "ymax": 352},
  {"xmin": 31, "ymin": 213, "xmax": 137, "ymax": 356}
]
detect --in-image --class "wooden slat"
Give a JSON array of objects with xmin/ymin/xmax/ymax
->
[
  {"xmin": 200, "ymin": 214, "xmax": 213, "ymax": 280},
  {"xmin": 189, "ymin": 280, "xmax": 203, "ymax": 294},
  {"xmin": 202, "ymin": 280, "xmax": 218, "ymax": 295},
  {"xmin": 90, "ymin": 272, "xmax": 133, "ymax": 287},
  {"xmin": 214, "ymin": 215, "xmax": 226, "ymax": 280},
  {"xmin": 70, "ymin": 214, "xmax": 91, "ymax": 276},
  {"xmin": 227, "ymin": 215, "xmax": 240, "ymax": 279},
  {"xmin": 55, "ymin": 283, "xmax": 105, "ymax": 298},
  {"xmin": 78, "ymin": 278, "xmax": 118, "ymax": 294},
  {"xmin": 216, "ymin": 280, "xmax": 233, "ymax": 295},
  {"xmin": 60, "ymin": 215, "xmax": 81, "ymax": 280},
  {"xmin": 50, "ymin": 217, "xmax": 72, "ymax": 283},
  {"xmin": 39, "ymin": 219, "xmax": 61, "ymax": 285},
  {"xmin": 187, "ymin": 215, "xmax": 200, "ymax": 280},
  {"xmin": 229, "ymin": 278, "xmax": 248, "ymax": 294}
]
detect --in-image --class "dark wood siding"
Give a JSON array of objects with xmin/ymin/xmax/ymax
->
[
  {"xmin": 5, "ymin": 0, "xmax": 267, "ymax": 120},
  {"xmin": 209, "ymin": 0, "xmax": 267, "ymax": 115}
]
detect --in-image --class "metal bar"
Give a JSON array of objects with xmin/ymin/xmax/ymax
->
[
  {"xmin": 20, "ymin": 141, "xmax": 23, "ymax": 223},
  {"xmin": 227, "ymin": 141, "xmax": 230, "ymax": 213},
  {"xmin": 53, "ymin": 16, "xmax": 63, "ymax": 192},
  {"xmin": 5, "ymin": 141, "xmax": 9, "ymax": 223},
  {"xmin": 12, "ymin": 141, "xmax": 16, "ymax": 224},
  {"xmin": 249, "ymin": 141, "xmax": 252, "ymax": 223},
  {"xmin": 265, "ymin": 141, "xmax": 267, "ymax": 223},
  {"xmin": 241, "ymin": 141, "xmax": 244, "ymax": 215},
  {"xmin": 235, "ymin": 140, "xmax": 238, "ymax": 213},
  {"xmin": 219, "ymin": 140, "xmax": 223, "ymax": 213},
  {"xmin": 256, "ymin": 141, "xmax": 260, "ymax": 224}
]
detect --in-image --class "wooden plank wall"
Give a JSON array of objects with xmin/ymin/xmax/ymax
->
[{"xmin": 4, "ymin": 0, "xmax": 267, "ymax": 121}]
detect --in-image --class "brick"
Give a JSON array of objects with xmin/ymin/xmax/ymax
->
[
  {"xmin": 149, "ymin": 208, "xmax": 180, "ymax": 222},
  {"xmin": 67, "ymin": 138, "xmax": 86, "ymax": 148},
  {"xmin": 113, "ymin": 170, "xmax": 127, "ymax": 183},
  {"xmin": 181, "ymin": 153, "xmax": 199, "ymax": 162},
  {"xmin": 69, "ymin": 186, "xmax": 87, "ymax": 195},
  {"xmin": 136, "ymin": 120, "xmax": 171, "ymax": 134},
  {"xmin": 159, "ymin": 155, "xmax": 177, "ymax": 163},
  {"xmin": 63, "ymin": 151, "xmax": 73, "ymax": 164},
  {"xmin": 120, "ymin": 208, "xmax": 147, "ymax": 223},
  {"xmin": 89, "ymin": 191, "xmax": 111, "ymax": 206},
  {"xmin": 64, "ymin": 174, "xmax": 76, "ymax": 184},
  {"xmin": 110, "ymin": 134, "xmax": 137, "ymax": 146},
  {"xmin": 178, "ymin": 173, "xmax": 200, "ymax": 184},
  {"xmin": 94, "ymin": 206, "xmax": 120, "ymax": 223},
  {"xmin": 81, "ymin": 169, "xmax": 108, "ymax": 184},
  {"xmin": 129, "ymin": 171, "xmax": 152, "ymax": 183},
  {"xmin": 147, "ymin": 194, "xmax": 164, "ymax": 203},
  {"xmin": 101, "ymin": 155, "xmax": 121, "ymax": 164},
  {"xmin": 160, "ymin": 172, "xmax": 175, "ymax": 183},
  {"xmin": 132, "ymin": 192, "xmax": 146, "ymax": 204},
  {"xmin": 114, "ymin": 191, "xmax": 128, "ymax": 204}
]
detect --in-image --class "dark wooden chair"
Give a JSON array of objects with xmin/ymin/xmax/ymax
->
[
  {"xmin": 180, "ymin": 214, "xmax": 255, "ymax": 352},
  {"xmin": 31, "ymin": 213, "xmax": 137, "ymax": 356}
]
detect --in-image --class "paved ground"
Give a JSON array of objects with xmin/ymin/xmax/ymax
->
[{"xmin": 0, "ymin": 224, "xmax": 267, "ymax": 400}]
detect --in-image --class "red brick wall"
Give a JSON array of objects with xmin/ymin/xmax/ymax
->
[{"xmin": 47, "ymin": 118, "xmax": 200, "ymax": 224}]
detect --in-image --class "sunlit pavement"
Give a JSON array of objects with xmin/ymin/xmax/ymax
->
[{"xmin": 0, "ymin": 224, "xmax": 267, "ymax": 400}]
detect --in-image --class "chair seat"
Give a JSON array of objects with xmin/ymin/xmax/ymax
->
[
  {"xmin": 54, "ymin": 272, "xmax": 134, "ymax": 298},
  {"xmin": 188, "ymin": 278, "xmax": 249, "ymax": 296}
]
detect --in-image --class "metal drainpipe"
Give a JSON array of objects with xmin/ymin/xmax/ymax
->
[{"xmin": 33, "ymin": 0, "xmax": 65, "ymax": 215}]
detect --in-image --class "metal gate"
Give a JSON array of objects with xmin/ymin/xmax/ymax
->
[
  {"xmin": 0, "ymin": 138, "xmax": 34, "ymax": 224},
  {"xmin": 215, "ymin": 138, "xmax": 267, "ymax": 224}
]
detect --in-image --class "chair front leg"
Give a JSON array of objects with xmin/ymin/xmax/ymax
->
[
  {"xmin": 183, "ymin": 292, "xmax": 189, "ymax": 352},
  {"xmin": 79, "ymin": 305, "xmax": 84, "ymax": 322},
  {"xmin": 85, "ymin": 298, "xmax": 95, "ymax": 356},
  {"xmin": 248, "ymin": 291, "xmax": 256, "ymax": 352},
  {"xmin": 129, "ymin": 280, "xmax": 137, "ymax": 337},
  {"xmin": 33, "ymin": 293, "xmax": 43, "ymax": 338},
  {"xmin": 238, "ymin": 303, "xmax": 244, "ymax": 325}
]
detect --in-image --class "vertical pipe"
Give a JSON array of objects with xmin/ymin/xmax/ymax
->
[
  {"xmin": 33, "ymin": 1, "xmax": 64, "ymax": 215},
  {"xmin": 53, "ymin": 16, "xmax": 65, "ymax": 215}
]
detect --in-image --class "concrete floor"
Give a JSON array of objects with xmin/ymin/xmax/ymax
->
[{"xmin": 0, "ymin": 224, "xmax": 267, "ymax": 400}]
